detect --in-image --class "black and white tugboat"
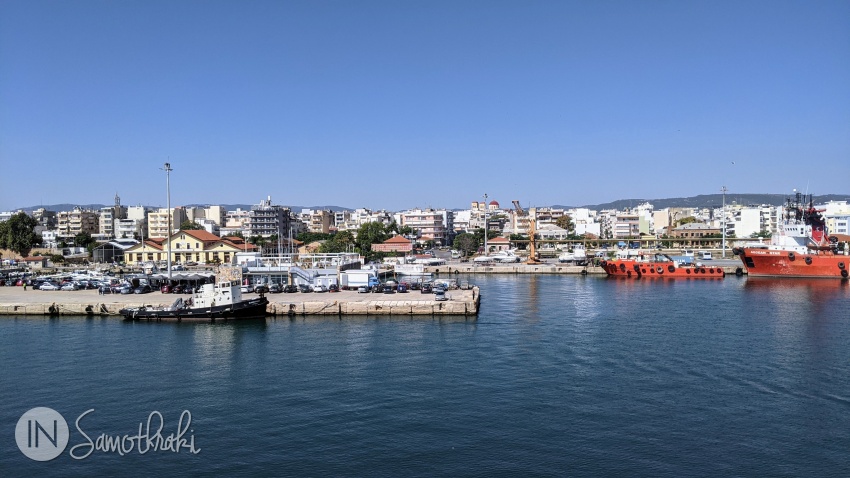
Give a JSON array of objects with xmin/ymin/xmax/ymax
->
[{"xmin": 120, "ymin": 280, "xmax": 268, "ymax": 322}]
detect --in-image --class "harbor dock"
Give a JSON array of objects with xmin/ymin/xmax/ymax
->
[{"xmin": 0, "ymin": 286, "xmax": 480, "ymax": 317}]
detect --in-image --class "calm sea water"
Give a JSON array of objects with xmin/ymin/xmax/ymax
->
[{"xmin": 1, "ymin": 275, "xmax": 849, "ymax": 477}]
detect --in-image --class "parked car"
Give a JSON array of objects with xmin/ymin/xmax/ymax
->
[
  {"xmin": 172, "ymin": 284, "xmax": 185, "ymax": 294},
  {"xmin": 397, "ymin": 283, "xmax": 408, "ymax": 293},
  {"xmin": 240, "ymin": 285, "xmax": 251, "ymax": 293},
  {"xmin": 328, "ymin": 284, "xmax": 339, "ymax": 292},
  {"xmin": 382, "ymin": 285, "xmax": 394, "ymax": 294},
  {"xmin": 434, "ymin": 290, "xmax": 448, "ymax": 301},
  {"xmin": 60, "ymin": 283, "xmax": 79, "ymax": 291},
  {"xmin": 357, "ymin": 286, "xmax": 369, "ymax": 293},
  {"xmin": 421, "ymin": 283, "xmax": 433, "ymax": 293},
  {"xmin": 98, "ymin": 285, "xmax": 113, "ymax": 294},
  {"xmin": 283, "ymin": 285, "xmax": 298, "ymax": 293},
  {"xmin": 315, "ymin": 285, "xmax": 328, "ymax": 293},
  {"xmin": 254, "ymin": 284, "xmax": 269, "ymax": 294},
  {"xmin": 161, "ymin": 284, "xmax": 172, "ymax": 293},
  {"xmin": 39, "ymin": 282, "xmax": 60, "ymax": 291},
  {"xmin": 298, "ymin": 284, "xmax": 314, "ymax": 293},
  {"xmin": 268, "ymin": 283, "xmax": 282, "ymax": 293},
  {"xmin": 133, "ymin": 285, "xmax": 152, "ymax": 294},
  {"xmin": 460, "ymin": 281, "xmax": 471, "ymax": 290},
  {"xmin": 118, "ymin": 285, "xmax": 132, "ymax": 294}
]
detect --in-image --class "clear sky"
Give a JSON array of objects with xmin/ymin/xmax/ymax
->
[{"xmin": 2, "ymin": 0, "xmax": 848, "ymax": 212}]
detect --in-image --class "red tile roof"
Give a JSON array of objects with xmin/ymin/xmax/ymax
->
[{"xmin": 383, "ymin": 235, "xmax": 411, "ymax": 244}]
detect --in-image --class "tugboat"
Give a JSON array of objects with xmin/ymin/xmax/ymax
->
[
  {"xmin": 120, "ymin": 280, "xmax": 268, "ymax": 322},
  {"xmin": 600, "ymin": 254, "xmax": 725, "ymax": 279},
  {"xmin": 734, "ymin": 191, "xmax": 849, "ymax": 279}
]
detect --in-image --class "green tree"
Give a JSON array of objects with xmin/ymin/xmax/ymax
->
[
  {"xmin": 356, "ymin": 222, "xmax": 389, "ymax": 259},
  {"xmin": 452, "ymin": 232, "xmax": 478, "ymax": 257},
  {"xmin": 677, "ymin": 216, "xmax": 697, "ymax": 226},
  {"xmin": 0, "ymin": 212, "xmax": 41, "ymax": 257},
  {"xmin": 555, "ymin": 215, "xmax": 573, "ymax": 232},
  {"xmin": 472, "ymin": 228, "xmax": 500, "ymax": 246},
  {"xmin": 319, "ymin": 231, "xmax": 356, "ymax": 254},
  {"xmin": 73, "ymin": 231, "xmax": 95, "ymax": 248},
  {"xmin": 180, "ymin": 220, "xmax": 203, "ymax": 230}
]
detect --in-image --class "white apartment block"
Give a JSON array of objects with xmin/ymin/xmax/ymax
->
[
  {"xmin": 400, "ymin": 208, "xmax": 450, "ymax": 245},
  {"xmin": 148, "ymin": 208, "xmax": 187, "ymax": 238}
]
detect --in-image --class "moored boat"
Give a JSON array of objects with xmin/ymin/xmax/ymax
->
[
  {"xmin": 734, "ymin": 192, "xmax": 849, "ymax": 279},
  {"xmin": 600, "ymin": 254, "xmax": 725, "ymax": 279},
  {"xmin": 119, "ymin": 280, "xmax": 268, "ymax": 322}
]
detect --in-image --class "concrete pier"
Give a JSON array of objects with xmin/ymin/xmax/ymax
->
[{"xmin": 0, "ymin": 286, "xmax": 480, "ymax": 317}]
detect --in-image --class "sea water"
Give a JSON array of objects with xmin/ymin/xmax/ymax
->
[{"xmin": 1, "ymin": 275, "xmax": 849, "ymax": 476}]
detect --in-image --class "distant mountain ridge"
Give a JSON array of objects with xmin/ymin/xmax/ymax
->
[
  {"xmin": 14, "ymin": 194, "xmax": 850, "ymax": 214},
  {"xmin": 562, "ymin": 193, "xmax": 850, "ymax": 211}
]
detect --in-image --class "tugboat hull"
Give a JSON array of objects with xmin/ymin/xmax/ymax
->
[{"xmin": 120, "ymin": 297, "xmax": 268, "ymax": 322}]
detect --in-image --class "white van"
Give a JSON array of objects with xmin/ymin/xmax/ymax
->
[{"xmin": 699, "ymin": 251, "xmax": 713, "ymax": 260}]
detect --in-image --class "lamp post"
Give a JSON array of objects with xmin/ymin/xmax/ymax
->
[
  {"xmin": 163, "ymin": 162, "xmax": 173, "ymax": 282},
  {"xmin": 721, "ymin": 186, "xmax": 727, "ymax": 258}
]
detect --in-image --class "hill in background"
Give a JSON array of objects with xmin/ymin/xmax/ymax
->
[
  {"xmin": 14, "ymin": 194, "xmax": 850, "ymax": 215},
  {"xmin": 564, "ymin": 193, "xmax": 850, "ymax": 211}
]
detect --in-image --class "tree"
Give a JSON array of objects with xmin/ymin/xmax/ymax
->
[
  {"xmin": 677, "ymin": 216, "xmax": 697, "ymax": 226},
  {"xmin": 356, "ymin": 222, "xmax": 389, "ymax": 259},
  {"xmin": 0, "ymin": 212, "xmax": 41, "ymax": 257},
  {"xmin": 555, "ymin": 215, "xmax": 573, "ymax": 233},
  {"xmin": 180, "ymin": 220, "xmax": 203, "ymax": 230},
  {"xmin": 452, "ymin": 233, "xmax": 478, "ymax": 257},
  {"xmin": 73, "ymin": 231, "xmax": 95, "ymax": 248},
  {"xmin": 319, "ymin": 231, "xmax": 356, "ymax": 254}
]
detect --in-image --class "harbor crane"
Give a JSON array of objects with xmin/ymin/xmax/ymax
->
[{"xmin": 512, "ymin": 200, "xmax": 543, "ymax": 265}]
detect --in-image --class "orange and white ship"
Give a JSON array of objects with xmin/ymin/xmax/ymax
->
[
  {"xmin": 734, "ymin": 192, "xmax": 849, "ymax": 279},
  {"xmin": 601, "ymin": 253, "xmax": 726, "ymax": 279}
]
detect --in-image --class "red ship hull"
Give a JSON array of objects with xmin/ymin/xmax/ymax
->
[
  {"xmin": 737, "ymin": 248, "xmax": 849, "ymax": 279},
  {"xmin": 600, "ymin": 260, "xmax": 725, "ymax": 279}
]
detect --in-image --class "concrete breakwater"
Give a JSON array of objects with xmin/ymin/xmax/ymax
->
[{"xmin": 0, "ymin": 287, "xmax": 480, "ymax": 317}]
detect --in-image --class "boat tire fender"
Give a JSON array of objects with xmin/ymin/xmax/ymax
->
[
  {"xmin": 788, "ymin": 252, "xmax": 795, "ymax": 261},
  {"xmin": 839, "ymin": 262, "xmax": 846, "ymax": 270},
  {"xmin": 732, "ymin": 247, "xmax": 742, "ymax": 256},
  {"xmin": 657, "ymin": 267, "xmax": 663, "ymax": 274},
  {"xmin": 735, "ymin": 267, "xmax": 744, "ymax": 277},
  {"xmin": 842, "ymin": 270, "xmax": 849, "ymax": 278},
  {"xmin": 805, "ymin": 257, "xmax": 812, "ymax": 265},
  {"xmin": 619, "ymin": 263, "xmax": 626, "ymax": 272},
  {"xmin": 667, "ymin": 265, "xmax": 675, "ymax": 273}
]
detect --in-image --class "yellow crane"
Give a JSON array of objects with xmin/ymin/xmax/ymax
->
[{"xmin": 512, "ymin": 200, "xmax": 542, "ymax": 265}]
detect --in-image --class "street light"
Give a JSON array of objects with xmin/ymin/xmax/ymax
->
[{"xmin": 163, "ymin": 162, "xmax": 173, "ymax": 282}]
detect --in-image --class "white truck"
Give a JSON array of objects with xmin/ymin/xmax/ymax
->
[{"xmin": 339, "ymin": 270, "xmax": 380, "ymax": 290}]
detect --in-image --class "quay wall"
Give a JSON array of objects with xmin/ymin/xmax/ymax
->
[{"xmin": 0, "ymin": 287, "xmax": 480, "ymax": 318}]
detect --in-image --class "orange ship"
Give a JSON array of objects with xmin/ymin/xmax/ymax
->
[
  {"xmin": 600, "ymin": 254, "xmax": 725, "ymax": 279},
  {"xmin": 734, "ymin": 192, "xmax": 849, "ymax": 279}
]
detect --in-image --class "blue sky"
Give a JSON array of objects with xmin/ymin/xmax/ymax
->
[{"xmin": 2, "ymin": 0, "xmax": 848, "ymax": 212}]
